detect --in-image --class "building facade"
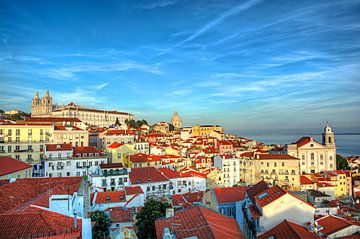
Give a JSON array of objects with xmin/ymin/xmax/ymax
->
[
  {"xmin": 171, "ymin": 112, "xmax": 182, "ymax": 129},
  {"xmin": 286, "ymin": 125, "xmax": 336, "ymax": 174}
]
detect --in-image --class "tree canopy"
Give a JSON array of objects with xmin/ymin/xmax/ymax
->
[
  {"xmin": 91, "ymin": 211, "xmax": 111, "ymax": 239},
  {"xmin": 125, "ymin": 119, "xmax": 148, "ymax": 129},
  {"xmin": 135, "ymin": 198, "xmax": 171, "ymax": 239},
  {"xmin": 336, "ymin": 154, "xmax": 350, "ymax": 170}
]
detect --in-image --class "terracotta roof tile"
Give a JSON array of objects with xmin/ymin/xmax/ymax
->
[
  {"xmin": 155, "ymin": 206, "xmax": 244, "ymax": 239},
  {"xmin": 254, "ymin": 185, "xmax": 287, "ymax": 208},
  {"xmin": 0, "ymin": 177, "xmax": 82, "ymax": 214},
  {"xmin": 129, "ymin": 167, "xmax": 168, "ymax": 184},
  {"xmin": 246, "ymin": 180, "xmax": 269, "ymax": 204},
  {"xmin": 95, "ymin": 191, "xmax": 126, "ymax": 204},
  {"xmin": 257, "ymin": 220, "xmax": 321, "ymax": 239},
  {"xmin": 172, "ymin": 192, "xmax": 204, "ymax": 208},
  {"xmin": 0, "ymin": 206, "xmax": 81, "ymax": 239},
  {"xmin": 0, "ymin": 156, "xmax": 32, "ymax": 177},
  {"xmin": 316, "ymin": 215, "xmax": 356, "ymax": 236},
  {"xmin": 213, "ymin": 186, "xmax": 247, "ymax": 204},
  {"xmin": 73, "ymin": 146, "xmax": 100, "ymax": 156},
  {"xmin": 300, "ymin": 176, "xmax": 315, "ymax": 185},
  {"xmin": 45, "ymin": 143, "xmax": 72, "ymax": 152},
  {"xmin": 108, "ymin": 207, "xmax": 132, "ymax": 223},
  {"xmin": 124, "ymin": 186, "xmax": 144, "ymax": 195},
  {"xmin": 258, "ymin": 154, "xmax": 299, "ymax": 160},
  {"xmin": 108, "ymin": 142, "xmax": 125, "ymax": 149}
]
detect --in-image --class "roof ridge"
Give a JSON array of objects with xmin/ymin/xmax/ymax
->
[{"xmin": 284, "ymin": 220, "xmax": 303, "ymax": 239}]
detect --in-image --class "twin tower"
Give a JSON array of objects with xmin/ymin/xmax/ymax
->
[{"xmin": 31, "ymin": 89, "xmax": 53, "ymax": 117}]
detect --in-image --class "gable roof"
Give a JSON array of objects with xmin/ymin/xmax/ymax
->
[
  {"xmin": 45, "ymin": 143, "xmax": 72, "ymax": 152},
  {"xmin": 124, "ymin": 186, "xmax": 144, "ymax": 195},
  {"xmin": 95, "ymin": 191, "xmax": 126, "ymax": 204},
  {"xmin": 254, "ymin": 185, "xmax": 287, "ymax": 208},
  {"xmin": 129, "ymin": 167, "xmax": 168, "ymax": 184},
  {"xmin": 73, "ymin": 146, "xmax": 100, "ymax": 156},
  {"xmin": 108, "ymin": 207, "xmax": 132, "ymax": 223},
  {"xmin": 300, "ymin": 176, "xmax": 315, "ymax": 185},
  {"xmin": 0, "ymin": 156, "xmax": 32, "ymax": 176},
  {"xmin": 108, "ymin": 142, "xmax": 125, "ymax": 149},
  {"xmin": 246, "ymin": 180, "xmax": 269, "ymax": 204},
  {"xmin": 155, "ymin": 206, "xmax": 244, "ymax": 239},
  {"xmin": 172, "ymin": 191, "xmax": 204, "ymax": 208},
  {"xmin": 257, "ymin": 220, "xmax": 321, "ymax": 239},
  {"xmin": 213, "ymin": 186, "xmax": 247, "ymax": 204},
  {"xmin": 0, "ymin": 206, "xmax": 82, "ymax": 239},
  {"xmin": 0, "ymin": 177, "xmax": 82, "ymax": 214},
  {"xmin": 293, "ymin": 137, "xmax": 322, "ymax": 148},
  {"xmin": 316, "ymin": 215, "xmax": 357, "ymax": 236}
]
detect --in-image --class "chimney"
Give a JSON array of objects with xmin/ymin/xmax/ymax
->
[
  {"xmin": 165, "ymin": 208, "xmax": 174, "ymax": 218},
  {"xmin": 73, "ymin": 211, "xmax": 78, "ymax": 229}
]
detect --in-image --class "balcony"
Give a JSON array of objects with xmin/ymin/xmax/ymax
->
[
  {"xmin": 103, "ymin": 169, "xmax": 128, "ymax": 177},
  {"xmin": 14, "ymin": 149, "xmax": 34, "ymax": 153},
  {"xmin": 56, "ymin": 166, "xmax": 64, "ymax": 170}
]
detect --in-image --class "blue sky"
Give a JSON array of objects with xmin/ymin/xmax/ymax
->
[{"xmin": 0, "ymin": 0, "xmax": 359, "ymax": 132}]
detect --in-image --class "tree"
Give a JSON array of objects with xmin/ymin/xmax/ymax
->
[
  {"xmin": 168, "ymin": 123, "xmax": 175, "ymax": 132},
  {"xmin": 115, "ymin": 117, "xmax": 120, "ymax": 126},
  {"xmin": 336, "ymin": 154, "xmax": 350, "ymax": 170},
  {"xmin": 135, "ymin": 198, "xmax": 171, "ymax": 239},
  {"xmin": 91, "ymin": 211, "xmax": 111, "ymax": 239}
]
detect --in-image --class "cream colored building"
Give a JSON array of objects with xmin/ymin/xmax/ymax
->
[
  {"xmin": 0, "ymin": 123, "xmax": 54, "ymax": 176},
  {"xmin": 286, "ymin": 125, "xmax": 336, "ymax": 174},
  {"xmin": 191, "ymin": 125, "xmax": 224, "ymax": 137},
  {"xmin": 53, "ymin": 125, "xmax": 89, "ymax": 147},
  {"xmin": 171, "ymin": 112, "xmax": 182, "ymax": 129},
  {"xmin": 31, "ymin": 90, "xmax": 134, "ymax": 127}
]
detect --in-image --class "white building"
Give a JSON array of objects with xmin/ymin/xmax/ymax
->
[
  {"xmin": 286, "ymin": 125, "xmax": 336, "ymax": 174},
  {"xmin": 213, "ymin": 155, "xmax": 241, "ymax": 187},
  {"xmin": 239, "ymin": 181, "xmax": 315, "ymax": 238},
  {"xmin": 44, "ymin": 144, "xmax": 108, "ymax": 177},
  {"xmin": 91, "ymin": 163, "xmax": 130, "ymax": 192}
]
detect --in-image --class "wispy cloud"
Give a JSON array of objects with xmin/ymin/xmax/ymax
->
[
  {"xmin": 41, "ymin": 62, "xmax": 163, "ymax": 80},
  {"xmin": 140, "ymin": 0, "xmax": 179, "ymax": 9},
  {"xmin": 158, "ymin": 0, "xmax": 263, "ymax": 55},
  {"xmin": 93, "ymin": 82, "xmax": 109, "ymax": 90}
]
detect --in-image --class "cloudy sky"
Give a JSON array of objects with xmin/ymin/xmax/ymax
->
[{"xmin": 1, "ymin": 0, "xmax": 359, "ymax": 132}]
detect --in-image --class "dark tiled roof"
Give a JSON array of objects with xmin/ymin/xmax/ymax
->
[
  {"xmin": 213, "ymin": 186, "xmax": 246, "ymax": 204},
  {"xmin": 0, "ymin": 156, "xmax": 32, "ymax": 176}
]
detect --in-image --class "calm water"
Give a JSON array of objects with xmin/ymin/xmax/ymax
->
[{"xmin": 239, "ymin": 134, "xmax": 360, "ymax": 157}]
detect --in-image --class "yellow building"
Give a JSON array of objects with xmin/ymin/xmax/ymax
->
[
  {"xmin": 191, "ymin": 125, "xmax": 224, "ymax": 137},
  {"xmin": 0, "ymin": 123, "xmax": 53, "ymax": 167},
  {"xmin": 240, "ymin": 153, "xmax": 301, "ymax": 190},
  {"xmin": 324, "ymin": 170, "xmax": 348, "ymax": 198},
  {"xmin": 0, "ymin": 156, "xmax": 33, "ymax": 179},
  {"xmin": 107, "ymin": 142, "xmax": 135, "ymax": 164}
]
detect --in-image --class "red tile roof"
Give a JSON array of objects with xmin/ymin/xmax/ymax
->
[
  {"xmin": 213, "ymin": 186, "xmax": 247, "ymax": 204},
  {"xmin": 95, "ymin": 191, "xmax": 126, "ymax": 204},
  {"xmin": 108, "ymin": 142, "xmax": 125, "ymax": 149},
  {"xmin": 258, "ymin": 154, "xmax": 299, "ymax": 160},
  {"xmin": 0, "ymin": 177, "xmax": 82, "ymax": 214},
  {"xmin": 294, "ymin": 137, "xmax": 322, "ymax": 147},
  {"xmin": 0, "ymin": 156, "xmax": 32, "ymax": 176},
  {"xmin": 316, "ymin": 215, "xmax": 356, "ymax": 236},
  {"xmin": 129, "ymin": 167, "xmax": 168, "ymax": 184},
  {"xmin": 46, "ymin": 143, "xmax": 72, "ymax": 152},
  {"xmin": 125, "ymin": 186, "xmax": 144, "ymax": 195},
  {"xmin": 99, "ymin": 163, "xmax": 123, "ymax": 169},
  {"xmin": 155, "ymin": 206, "xmax": 244, "ymax": 239},
  {"xmin": 25, "ymin": 117, "xmax": 82, "ymax": 123},
  {"xmin": 257, "ymin": 220, "xmax": 321, "ymax": 239},
  {"xmin": 157, "ymin": 168, "xmax": 182, "ymax": 179},
  {"xmin": 0, "ymin": 206, "xmax": 82, "ymax": 239},
  {"xmin": 105, "ymin": 129, "xmax": 134, "ymax": 135},
  {"xmin": 172, "ymin": 191, "xmax": 204, "ymax": 208},
  {"xmin": 300, "ymin": 176, "xmax": 315, "ymax": 185},
  {"xmin": 254, "ymin": 185, "xmax": 287, "ymax": 208},
  {"xmin": 246, "ymin": 180, "xmax": 269, "ymax": 204},
  {"xmin": 130, "ymin": 153, "xmax": 162, "ymax": 163},
  {"xmin": 73, "ymin": 146, "xmax": 100, "ymax": 157},
  {"xmin": 108, "ymin": 207, "xmax": 132, "ymax": 223}
]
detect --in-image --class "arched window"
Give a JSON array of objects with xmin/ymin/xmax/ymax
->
[
  {"xmin": 311, "ymin": 153, "xmax": 314, "ymax": 160},
  {"xmin": 328, "ymin": 136, "xmax": 332, "ymax": 144}
]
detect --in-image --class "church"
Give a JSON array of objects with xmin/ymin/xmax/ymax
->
[
  {"xmin": 31, "ymin": 90, "xmax": 134, "ymax": 127},
  {"xmin": 286, "ymin": 124, "xmax": 336, "ymax": 174}
]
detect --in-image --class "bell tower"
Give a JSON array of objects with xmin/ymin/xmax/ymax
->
[
  {"xmin": 322, "ymin": 123, "xmax": 335, "ymax": 148},
  {"xmin": 31, "ymin": 90, "xmax": 41, "ymax": 116},
  {"xmin": 41, "ymin": 89, "xmax": 53, "ymax": 114}
]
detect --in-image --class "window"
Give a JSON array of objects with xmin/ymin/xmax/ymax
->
[
  {"xmin": 311, "ymin": 153, "xmax": 314, "ymax": 160},
  {"xmin": 282, "ymin": 162, "xmax": 285, "ymax": 167},
  {"xmin": 67, "ymin": 172, "xmax": 70, "ymax": 176}
]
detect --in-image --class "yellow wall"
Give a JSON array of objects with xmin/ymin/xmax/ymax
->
[
  {"xmin": 108, "ymin": 144, "xmax": 135, "ymax": 164},
  {"xmin": 191, "ymin": 125, "xmax": 224, "ymax": 137},
  {"xmin": 0, "ymin": 124, "xmax": 53, "ymax": 163}
]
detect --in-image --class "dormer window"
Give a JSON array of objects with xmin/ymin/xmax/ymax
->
[
  {"xmin": 56, "ymin": 145, "xmax": 61, "ymax": 149},
  {"xmin": 310, "ymin": 144, "xmax": 314, "ymax": 147},
  {"xmin": 106, "ymin": 196, "xmax": 110, "ymax": 200},
  {"xmin": 77, "ymin": 153, "xmax": 81, "ymax": 157},
  {"xmin": 120, "ymin": 196, "xmax": 124, "ymax": 200}
]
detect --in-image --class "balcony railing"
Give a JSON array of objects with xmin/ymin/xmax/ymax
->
[
  {"xmin": 0, "ymin": 140, "xmax": 53, "ymax": 144},
  {"xmin": 14, "ymin": 149, "xmax": 33, "ymax": 153}
]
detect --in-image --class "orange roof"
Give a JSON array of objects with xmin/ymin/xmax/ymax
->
[
  {"xmin": 129, "ymin": 167, "xmax": 168, "ymax": 184},
  {"xmin": 95, "ymin": 191, "xmax": 126, "ymax": 204},
  {"xmin": 25, "ymin": 117, "xmax": 82, "ymax": 122},
  {"xmin": 213, "ymin": 186, "xmax": 247, "ymax": 204},
  {"xmin": 108, "ymin": 207, "xmax": 132, "ymax": 223},
  {"xmin": 155, "ymin": 206, "xmax": 244, "ymax": 239},
  {"xmin": 0, "ymin": 177, "xmax": 82, "ymax": 214},
  {"xmin": 257, "ymin": 220, "xmax": 321, "ymax": 239},
  {"xmin": 45, "ymin": 143, "xmax": 72, "ymax": 151},
  {"xmin": 316, "ymin": 215, "xmax": 355, "ymax": 236},
  {"xmin": 300, "ymin": 176, "xmax": 315, "ymax": 185},
  {"xmin": 130, "ymin": 153, "xmax": 162, "ymax": 163},
  {"xmin": 246, "ymin": 180, "xmax": 269, "ymax": 204},
  {"xmin": 108, "ymin": 142, "xmax": 125, "ymax": 149},
  {"xmin": 73, "ymin": 146, "xmax": 100, "ymax": 156},
  {"xmin": 105, "ymin": 129, "xmax": 135, "ymax": 135},
  {"xmin": 172, "ymin": 192, "xmax": 204, "ymax": 208},
  {"xmin": 294, "ymin": 137, "xmax": 322, "ymax": 147},
  {"xmin": 0, "ymin": 157, "xmax": 32, "ymax": 177},
  {"xmin": 254, "ymin": 185, "xmax": 287, "ymax": 208},
  {"xmin": 0, "ymin": 206, "xmax": 81, "ymax": 239},
  {"xmin": 124, "ymin": 186, "xmax": 143, "ymax": 195},
  {"xmin": 99, "ymin": 163, "xmax": 124, "ymax": 169}
]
